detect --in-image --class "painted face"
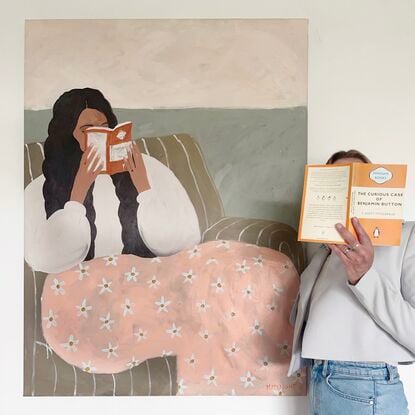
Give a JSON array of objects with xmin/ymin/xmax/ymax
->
[
  {"xmin": 332, "ymin": 157, "xmax": 365, "ymax": 165},
  {"xmin": 73, "ymin": 108, "xmax": 108, "ymax": 151}
]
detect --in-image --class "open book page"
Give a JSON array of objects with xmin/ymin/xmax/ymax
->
[
  {"xmin": 86, "ymin": 132, "xmax": 107, "ymax": 171},
  {"xmin": 110, "ymin": 142, "xmax": 132, "ymax": 162},
  {"xmin": 298, "ymin": 164, "xmax": 350, "ymax": 243}
]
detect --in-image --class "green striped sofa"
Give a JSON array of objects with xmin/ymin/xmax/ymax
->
[{"xmin": 24, "ymin": 133, "xmax": 305, "ymax": 396}]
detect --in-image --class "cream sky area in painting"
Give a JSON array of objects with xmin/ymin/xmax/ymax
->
[{"xmin": 25, "ymin": 19, "xmax": 307, "ymax": 110}]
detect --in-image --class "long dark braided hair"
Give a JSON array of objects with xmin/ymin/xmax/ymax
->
[{"xmin": 42, "ymin": 87, "xmax": 155, "ymax": 260}]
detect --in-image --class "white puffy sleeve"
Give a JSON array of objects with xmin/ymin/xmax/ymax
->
[
  {"xmin": 136, "ymin": 155, "xmax": 201, "ymax": 256},
  {"xmin": 24, "ymin": 175, "xmax": 91, "ymax": 273},
  {"xmin": 348, "ymin": 223, "xmax": 415, "ymax": 354}
]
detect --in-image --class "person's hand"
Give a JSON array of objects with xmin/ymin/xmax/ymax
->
[
  {"xmin": 70, "ymin": 145, "xmax": 104, "ymax": 203},
  {"xmin": 123, "ymin": 141, "xmax": 151, "ymax": 193},
  {"xmin": 328, "ymin": 217, "xmax": 374, "ymax": 285}
]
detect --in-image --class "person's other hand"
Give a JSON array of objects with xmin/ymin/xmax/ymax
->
[
  {"xmin": 70, "ymin": 145, "xmax": 104, "ymax": 204},
  {"xmin": 124, "ymin": 141, "xmax": 151, "ymax": 193},
  {"xmin": 328, "ymin": 217, "xmax": 374, "ymax": 285}
]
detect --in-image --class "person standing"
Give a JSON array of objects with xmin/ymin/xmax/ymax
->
[{"xmin": 288, "ymin": 150, "xmax": 414, "ymax": 414}]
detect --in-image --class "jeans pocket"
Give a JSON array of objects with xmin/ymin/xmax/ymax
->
[
  {"xmin": 325, "ymin": 372, "xmax": 375, "ymax": 405},
  {"xmin": 375, "ymin": 378, "xmax": 409, "ymax": 414}
]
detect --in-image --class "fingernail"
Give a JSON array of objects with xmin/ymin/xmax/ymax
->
[{"xmin": 335, "ymin": 223, "xmax": 342, "ymax": 229}]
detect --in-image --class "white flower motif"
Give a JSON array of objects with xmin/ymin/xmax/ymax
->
[
  {"xmin": 242, "ymin": 284, "xmax": 254, "ymax": 299},
  {"xmin": 76, "ymin": 263, "xmax": 90, "ymax": 280},
  {"xmin": 196, "ymin": 300, "xmax": 211, "ymax": 313},
  {"xmin": 166, "ymin": 323, "xmax": 182, "ymax": 338},
  {"xmin": 61, "ymin": 334, "xmax": 79, "ymax": 352},
  {"xmin": 253, "ymin": 255, "xmax": 265, "ymax": 267},
  {"xmin": 211, "ymin": 277, "xmax": 225, "ymax": 293},
  {"xmin": 121, "ymin": 298, "xmax": 134, "ymax": 316},
  {"xmin": 250, "ymin": 320, "xmax": 264, "ymax": 336},
  {"xmin": 81, "ymin": 360, "xmax": 96, "ymax": 373},
  {"xmin": 182, "ymin": 269, "xmax": 197, "ymax": 284},
  {"xmin": 277, "ymin": 341, "xmax": 291, "ymax": 356},
  {"xmin": 199, "ymin": 329, "xmax": 211, "ymax": 341},
  {"xmin": 272, "ymin": 284, "xmax": 285, "ymax": 296},
  {"xmin": 290, "ymin": 370, "xmax": 306, "ymax": 384},
  {"xmin": 240, "ymin": 371, "xmax": 256, "ymax": 388},
  {"xmin": 216, "ymin": 240, "xmax": 230, "ymax": 249},
  {"xmin": 102, "ymin": 342, "xmax": 119, "ymax": 358},
  {"xmin": 282, "ymin": 260, "xmax": 292, "ymax": 271},
  {"xmin": 258, "ymin": 356, "xmax": 270, "ymax": 370},
  {"xmin": 155, "ymin": 296, "xmax": 171, "ymax": 313},
  {"xmin": 117, "ymin": 130, "xmax": 127, "ymax": 140},
  {"xmin": 147, "ymin": 275, "xmax": 160, "ymax": 288},
  {"xmin": 161, "ymin": 350, "xmax": 173, "ymax": 357},
  {"xmin": 236, "ymin": 260, "xmax": 250, "ymax": 274},
  {"xmin": 51, "ymin": 278, "xmax": 65, "ymax": 295},
  {"xmin": 206, "ymin": 257, "xmax": 219, "ymax": 265},
  {"xmin": 76, "ymin": 298, "xmax": 92, "ymax": 318},
  {"xmin": 124, "ymin": 266, "xmax": 139, "ymax": 282},
  {"xmin": 126, "ymin": 356, "xmax": 141, "ymax": 369},
  {"xmin": 98, "ymin": 278, "xmax": 112, "ymax": 295},
  {"xmin": 228, "ymin": 310, "xmax": 237, "ymax": 319},
  {"xmin": 151, "ymin": 257, "xmax": 162, "ymax": 263},
  {"xmin": 266, "ymin": 300, "xmax": 279, "ymax": 312},
  {"xmin": 224, "ymin": 342, "xmax": 240, "ymax": 357},
  {"xmin": 177, "ymin": 378, "xmax": 187, "ymax": 394},
  {"xmin": 99, "ymin": 312, "xmax": 115, "ymax": 331},
  {"xmin": 188, "ymin": 245, "xmax": 201, "ymax": 259},
  {"xmin": 272, "ymin": 389, "xmax": 284, "ymax": 396},
  {"xmin": 134, "ymin": 328, "xmax": 148, "ymax": 342},
  {"xmin": 43, "ymin": 309, "xmax": 58, "ymax": 328},
  {"xmin": 184, "ymin": 353, "xmax": 197, "ymax": 367},
  {"xmin": 204, "ymin": 368, "xmax": 218, "ymax": 386},
  {"xmin": 103, "ymin": 254, "xmax": 118, "ymax": 266}
]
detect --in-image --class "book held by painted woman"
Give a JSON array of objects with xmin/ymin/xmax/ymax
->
[
  {"xmin": 84, "ymin": 121, "xmax": 133, "ymax": 174},
  {"xmin": 298, "ymin": 163, "xmax": 407, "ymax": 246}
]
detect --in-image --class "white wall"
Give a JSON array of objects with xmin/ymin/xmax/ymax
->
[{"xmin": 1, "ymin": 1, "xmax": 414, "ymax": 414}]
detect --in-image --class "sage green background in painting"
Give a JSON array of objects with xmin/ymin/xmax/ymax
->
[{"xmin": 25, "ymin": 107, "xmax": 307, "ymax": 230}]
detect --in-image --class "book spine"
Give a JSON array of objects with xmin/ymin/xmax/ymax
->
[{"xmin": 345, "ymin": 164, "xmax": 354, "ymax": 236}]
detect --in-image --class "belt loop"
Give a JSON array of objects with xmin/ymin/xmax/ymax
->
[
  {"xmin": 322, "ymin": 360, "xmax": 329, "ymax": 377},
  {"xmin": 386, "ymin": 364, "xmax": 395, "ymax": 382}
]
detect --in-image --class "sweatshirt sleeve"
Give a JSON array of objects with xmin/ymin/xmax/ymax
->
[
  {"xmin": 136, "ymin": 155, "xmax": 201, "ymax": 257},
  {"xmin": 24, "ymin": 176, "xmax": 91, "ymax": 274},
  {"xmin": 347, "ymin": 224, "xmax": 415, "ymax": 354}
]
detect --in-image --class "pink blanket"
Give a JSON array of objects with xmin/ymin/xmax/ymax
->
[{"xmin": 41, "ymin": 240, "xmax": 305, "ymax": 395}]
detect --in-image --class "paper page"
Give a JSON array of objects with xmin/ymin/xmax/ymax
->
[
  {"xmin": 86, "ymin": 132, "xmax": 107, "ymax": 171},
  {"xmin": 110, "ymin": 141, "xmax": 132, "ymax": 161},
  {"xmin": 300, "ymin": 165, "xmax": 350, "ymax": 242}
]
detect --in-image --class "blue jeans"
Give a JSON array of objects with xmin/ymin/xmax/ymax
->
[{"xmin": 309, "ymin": 359, "xmax": 409, "ymax": 415}]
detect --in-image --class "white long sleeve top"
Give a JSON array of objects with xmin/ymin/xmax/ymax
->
[
  {"xmin": 24, "ymin": 153, "xmax": 201, "ymax": 273},
  {"xmin": 300, "ymin": 222, "xmax": 415, "ymax": 365}
]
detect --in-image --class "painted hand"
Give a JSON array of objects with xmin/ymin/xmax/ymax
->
[
  {"xmin": 328, "ymin": 217, "xmax": 374, "ymax": 285},
  {"xmin": 70, "ymin": 145, "xmax": 104, "ymax": 203},
  {"xmin": 123, "ymin": 140, "xmax": 151, "ymax": 193}
]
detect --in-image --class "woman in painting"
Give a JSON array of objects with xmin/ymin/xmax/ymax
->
[
  {"xmin": 25, "ymin": 87, "xmax": 201, "ymax": 273},
  {"xmin": 24, "ymin": 87, "xmax": 302, "ymax": 395},
  {"xmin": 288, "ymin": 150, "xmax": 414, "ymax": 414}
]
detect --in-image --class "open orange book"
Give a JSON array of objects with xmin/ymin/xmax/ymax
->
[
  {"xmin": 298, "ymin": 163, "xmax": 407, "ymax": 246},
  {"xmin": 84, "ymin": 121, "xmax": 133, "ymax": 174}
]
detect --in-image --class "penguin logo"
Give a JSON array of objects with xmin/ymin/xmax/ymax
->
[{"xmin": 373, "ymin": 227, "xmax": 380, "ymax": 238}]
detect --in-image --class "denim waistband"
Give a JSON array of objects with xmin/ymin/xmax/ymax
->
[{"xmin": 312, "ymin": 359, "xmax": 399, "ymax": 381}]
